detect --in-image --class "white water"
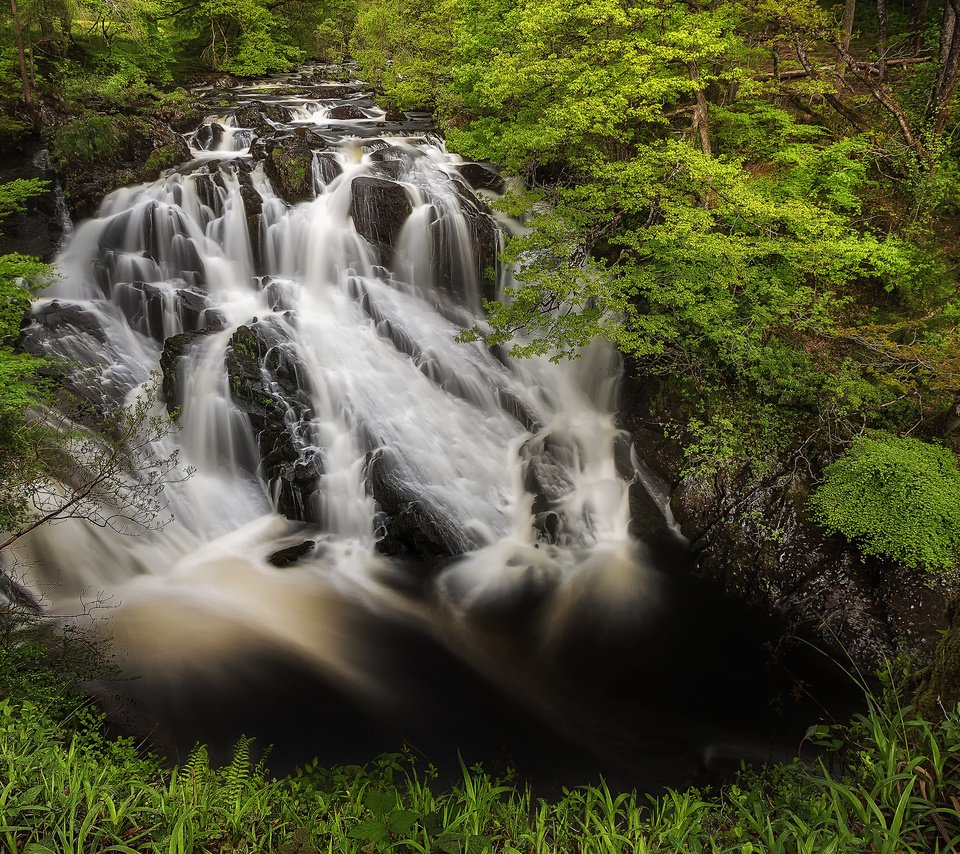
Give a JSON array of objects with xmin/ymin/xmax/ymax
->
[{"xmin": 12, "ymin": 70, "xmax": 651, "ymax": 721}]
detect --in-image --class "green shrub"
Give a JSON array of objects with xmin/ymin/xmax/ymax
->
[
  {"xmin": 51, "ymin": 115, "xmax": 119, "ymax": 165},
  {"xmin": 809, "ymin": 431, "xmax": 960, "ymax": 572}
]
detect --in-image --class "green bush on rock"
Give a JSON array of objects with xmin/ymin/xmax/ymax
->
[{"xmin": 809, "ymin": 432, "xmax": 960, "ymax": 573}]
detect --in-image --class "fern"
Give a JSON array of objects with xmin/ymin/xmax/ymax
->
[
  {"xmin": 223, "ymin": 735, "xmax": 253, "ymax": 809},
  {"xmin": 179, "ymin": 743, "xmax": 210, "ymax": 805}
]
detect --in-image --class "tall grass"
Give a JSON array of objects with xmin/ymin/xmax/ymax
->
[{"xmin": 1, "ymin": 682, "xmax": 959, "ymax": 853}]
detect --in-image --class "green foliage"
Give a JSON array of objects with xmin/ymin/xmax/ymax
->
[
  {"xmin": 0, "ymin": 253, "xmax": 47, "ymax": 341},
  {"xmin": 0, "ymin": 181, "xmax": 52, "ymax": 538},
  {"xmin": 51, "ymin": 115, "xmax": 119, "ymax": 165},
  {"xmin": 1, "ymin": 670, "xmax": 959, "ymax": 853},
  {"xmin": 357, "ymin": 0, "xmax": 960, "ymax": 476},
  {"xmin": 0, "ymin": 179, "xmax": 47, "ymax": 223},
  {"xmin": 809, "ymin": 432, "xmax": 960, "ymax": 572}
]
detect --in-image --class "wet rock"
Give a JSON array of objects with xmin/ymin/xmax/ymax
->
[
  {"xmin": 112, "ymin": 281, "xmax": 222, "ymax": 341},
  {"xmin": 349, "ymin": 176, "xmax": 412, "ymax": 263},
  {"xmin": 261, "ymin": 277, "xmax": 298, "ymax": 311},
  {"xmin": 457, "ymin": 184, "xmax": 500, "ymax": 303},
  {"xmin": 369, "ymin": 145, "xmax": 424, "ymax": 164},
  {"xmin": 327, "ymin": 105, "xmax": 367, "ymax": 120},
  {"xmin": 427, "ymin": 180, "xmax": 500, "ymax": 306},
  {"xmin": 257, "ymin": 129, "xmax": 326, "ymax": 204},
  {"xmin": 313, "ymin": 83, "xmax": 363, "ymax": 99},
  {"xmin": 0, "ymin": 146, "xmax": 66, "ymax": 262},
  {"xmin": 97, "ymin": 201, "xmax": 206, "ymax": 289},
  {"xmin": 224, "ymin": 320, "xmax": 323, "ymax": 521},
  {"xmin": 232, "ymin": 163, "xmax": 261, "ymax": 214},
  {"xmin": 233, "ymin": 101, "xmax": 290, "ymax": 132},
  {"xmin": 194, "ymin": 122, "xmax": 225, "ymax": 150},
  {"xmin": 458, "ymin": 162, "xmax": 506, "ymax": 194},
  {"xmin": 21, "ymin": 301, "xmax": 145, "ymax": 430},
  {"xmin": 496, "ymin": 388, "xmax": 541, "ymax": 433},
  {"xmin": 520, "ymin": 431, "xmax": 580, "ymax": 545},
  {"xmin": 367, "ymin": 448, "xmax": 466, "ymax": 558},
  {"xmin": 371, "ymin": 160, "xmax": 405, "ymax": 181},
  {"xmin": 192, "ymin": 168, "xmax": 225, "ymax": 214},
  {"xmin": 313, "ymin": 153, "xmax": 342, "ymax": 187},
  {"xmin": 23, "ymin": 300, "xmax": 106, "ymax": 345},
  {"xmin": 159, "ymin": 326, "xmax": 223, "ymax": 413},
  {"xmin": 267, "ymin": 539, "xmax": 317, "ymax": 568},
  {"xmin": 369, "ymin": 145, "xmax": 424, "ymax": 181}
]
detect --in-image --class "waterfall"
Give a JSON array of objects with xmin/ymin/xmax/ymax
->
[{"xmin": 11, "ymin": 67, "xmax": 652, "ymax": 755}]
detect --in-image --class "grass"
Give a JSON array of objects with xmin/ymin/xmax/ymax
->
[{"xmin": 1, "ymin": 675, "xmax": 960, "ymax": 853}]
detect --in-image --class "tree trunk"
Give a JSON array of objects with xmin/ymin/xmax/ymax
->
[
  {"xmin": 877, "ymin": 0, "xmax": 889, "ymax": 80},
  {"xmin": 913, "ymin": 0, "xmax": 930, "ymax": 52},
  {"xmin": 27, "ymin": 38, "xmax": 35, "ymax": 87},
  {"xmin": 842, "ymin": 0, "xmax": 857, "ymax": 52},
  {"xmin": 927, "ymin": 0, "xmax": 960, "ymax": 137},
  {"xmin": 689, "ymin": 60, "xmax": 712, "ymax": 158},
  {"xmin": 9, "ymin": 0, "xmax": 32, "ymax": 106}
]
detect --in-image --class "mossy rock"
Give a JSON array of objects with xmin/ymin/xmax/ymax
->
[
  {"xmin": 917, "ymin": 597, "xmax": 960, "ymax": 720},
  {"xmin": 259, "ymin": 129, "xmax": 325, "ymax": 203}
]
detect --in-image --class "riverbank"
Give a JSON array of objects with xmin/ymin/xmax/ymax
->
[{"xmin": 2, "ymin": 674, "xmax": 958, "ymax": 853}]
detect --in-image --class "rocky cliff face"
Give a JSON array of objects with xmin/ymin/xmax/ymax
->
[{"xmin": 618, "ymin": 373, "xmax": 951, "ymax": 674}]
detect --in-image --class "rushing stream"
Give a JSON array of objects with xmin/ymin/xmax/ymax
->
[{"xmin": 10, "ymin": 67, "xmax": 852, "ymax": 790}]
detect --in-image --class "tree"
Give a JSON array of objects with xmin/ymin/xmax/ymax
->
[
  {"xmin": 355, "ymin": 0, "xmax": 960, "ymax": 473},
  {"xmin": 9, "ymin": 0, "xmax": 31, "ymax": 105},
  {"xmin": 0, "ymin": 389, "xmax": 191, "ymax": 555}
]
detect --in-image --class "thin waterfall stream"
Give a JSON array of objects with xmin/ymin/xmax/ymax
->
[{"xmin": 9, "ymin": 67, "xmax": 853, "ymax": 790}]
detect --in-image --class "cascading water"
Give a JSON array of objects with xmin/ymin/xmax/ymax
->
[{"xmin": 8, "ymin": 68, "xmax": 849, "ymax": 787}]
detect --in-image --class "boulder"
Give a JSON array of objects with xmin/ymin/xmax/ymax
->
[
  {"xmin": 23, "ymin": 300, "xmax": 106, "ymax": 345},
  {"xmin": 22, "ymin": 301, "xmax": 143, "ymax": 430},
  {"xmin": 367, "ymin": 447, "xmax": 468, "ymax": 558},
  {"xmin": 328, "ymin": 105, "xmax": 367, "ymax": 120},
  {"xmin": 255, "ymin": 129, "xmax": 327, "ymax": 204},
  {"xmin": 349, "ymin": 176, "xmax": 412, "ymax": 263},
  {"xmin": 313, "ymin": 83, "xmax": 363, "ymax": 99},
  {"xmin": 453, "ymin": 182, "xmax": 500, "ymax": 303},
  {"xmin": 313, "ymin": 153, "xmax": 343, "ymax": 187},
  {"xmin": 193, "ymin": 122, "xmax": 225, "ymax": 150},
  {"xmin": 457, "ymin": 162, "xmax": 506, "ymax": 194},
  {"xmin": 423, "ymin": 180, "xmax": 500, "ymax": 306},
  {"xmin": 224, "ymin": 320, "xmax": 323, "ymax": 521},
  {"xmin": 233, "ymin": 101, "xmax": 290, "ymax": 132},
  {"xmin": 519, "ymin": 431, "xmax": 580, "ymax": 545}
]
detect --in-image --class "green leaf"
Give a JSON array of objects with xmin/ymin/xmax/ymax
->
[{"xmin": 348, "ymin": 819, "xmax": 390, "ymax": 843}]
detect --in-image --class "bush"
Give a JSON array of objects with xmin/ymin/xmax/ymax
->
[
  {"xmin": 809, "ymin": 431, "xmax": 960, "ymax": 572},
  {"xmin": 51, "ymin": 115, "xmax": 119, "ymax": 165}
]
